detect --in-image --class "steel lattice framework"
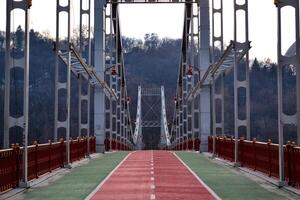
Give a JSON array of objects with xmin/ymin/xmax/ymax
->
[
  {"xmin": 104, "ymin": 3, "xmax": 134, "ymax": 151},
  {"xmin": 170, "ymin": 1, "xmax": 205, "ymax": 151}
]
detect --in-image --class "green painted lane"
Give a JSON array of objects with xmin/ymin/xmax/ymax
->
[
  {"xmin": 23, "ymin": 152, "xmax": 129, "ymax": 200},
  {"xmin": 176, "ymin": 152, "xmax": 290, "ymax": 200}
]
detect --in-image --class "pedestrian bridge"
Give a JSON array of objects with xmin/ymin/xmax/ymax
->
[
  {"xmin": 1, "ymin": 150, "xmax": 299, "ymax": 200},
  {"xmin": 1, "ymin": 0, "xmax": 300, "ymax": 199}
]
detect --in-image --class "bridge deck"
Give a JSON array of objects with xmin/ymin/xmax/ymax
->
[
  {"xmin": 16, "ymin": 152, "xmax": 129, "ymax": 200},
  {"xmin": 7, "ymin": 151, "xmax": 298, "ymax": 200},
  {"xmin": 89, "ymin": 151, "xmax": 216, "ymax": 200}
]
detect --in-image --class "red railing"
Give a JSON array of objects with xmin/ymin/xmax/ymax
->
[
  {"xmin": 169, "ymin": 138, "xmax": 201, "ymax": 151},
  {"xmin": 0, "ymin": 136, "xmax": 96, "ymax": 194},
  {"xmin": 208, "ymin": 136, "xmax": 300, "ymax": 189},
  {"xmin": 104, "ymin": 138, "xmax": 132, "ymax": 151}
]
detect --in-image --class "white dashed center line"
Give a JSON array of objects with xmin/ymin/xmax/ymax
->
[
  {"xmin": 150, "ymin": 151, "xmax": 156, "ymax": 200},
  {"xmin": 150, "ymin": 194, "xmax": 156, "ymax": 200}
]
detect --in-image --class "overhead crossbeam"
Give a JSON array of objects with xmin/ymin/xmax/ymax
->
[
  {"xmin": 58, "ymin": 44, "xmax": 117, "ymax": 100},
  {"xmin": 187, "ymin": 40, "xmax": 251, "ymax": 101},
  {"xmin": 141, "ymin": 88, "xmax": 161, "ymax": 96},
  {"xmin": 142, "ymin": 121, "xmax": 161, "ymax": 128}
]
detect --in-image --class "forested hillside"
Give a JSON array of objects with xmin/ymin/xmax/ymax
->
[{"xmin": 0, "ymin": 28, "xmax": 297, "ymax": 149}]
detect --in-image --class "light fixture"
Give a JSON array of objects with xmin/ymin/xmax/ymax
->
[
  {"xmin": 186, "ymin": 65, "xmax": 193, "ymax": 79},
  {"xmin": 111, "ymin": 66, "xmax": 118, "ymax": 77},
  {"xmin": 126, "ymin": 97, "xmax": 131, "ymax": 104}
]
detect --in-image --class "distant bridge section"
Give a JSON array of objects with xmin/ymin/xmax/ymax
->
[{"xmin": 133, "ymin": 86, "xmax": 170, "ymax": 149}]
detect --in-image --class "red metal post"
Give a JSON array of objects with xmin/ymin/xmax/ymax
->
[
  {"xmin": 291, "ymin": 143, "xmax": 297, "ymax": 187},
  {"xmin": 253, "ymin": 138, "xmax": 257, "ymax": 171},
  {"xmin": 240, "ymin": 137, "xmax": 244, "ymax": 166},
  {"xmin": 286, "ymin": 142, "xmax": 292, "ymax": 185},
  {"xmin": 268, "ymin": 139, "xmax": 272, "ymax": 177},
  {"xmin": 34, "ymin": 141, "xmax": 38, "ymax": 179},
  {"xmin": 231, "ymin": 137, "xmax": 234, "ymax": 162},
  {"xmin": 14, "ymin": 144, "xmax": 21, "ymax": 187},
  {"xmin": 60, "ymin": 138, "xmax": 64, "ymax": 167},
  {"xmin": 77, "ymin": 137, "xmax": 80, "ymax": 161},
  {"xmin": 48, "ymin": 140, "xmax": 52, "ymax": 172}
]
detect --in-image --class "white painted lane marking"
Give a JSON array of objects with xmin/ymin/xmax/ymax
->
[
  {"xmin": 150, "ymin": 151, "xmax": 156, "ymax": 200},
  {"xmin": 173, "ymin": 152, "xmax": 221, "ymax": 200},
  {"xmin": 85, "ymin": 152, "xmax": 134, "ymax": 200},
  {"xmin": 150, "ymin": 194, "xmax": 156, "ymax": 200}
]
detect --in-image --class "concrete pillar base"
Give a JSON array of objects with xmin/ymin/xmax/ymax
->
[
  {"xmin": 96, "ymin": 144, "xmax": 105, "ymax": 153},
  {"xmin": 64, "ymin": 164, "xmax": 72, "ymax": 169},
  {"xmin": 233, "ymin": 162, "xmax": 241, "ymax": 167},
  {"xmin": 19, "ymin": 181, "xmax": 30, "ymax": 189},
  {"xmin": 278, "ymin": 181, "xmax": 287, "ymax": 188}
]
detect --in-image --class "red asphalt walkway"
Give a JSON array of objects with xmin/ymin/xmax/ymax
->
[{"xmin": 89, "ymin": 151, "xmax": 217, "ymax": 200}]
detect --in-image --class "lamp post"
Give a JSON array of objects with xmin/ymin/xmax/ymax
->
[
  {"xmin": 173, "ymin": 96, "xmax": 179, "ymax": 149},
  {"xmin": 105, "ymin": 65, "xmax": 118, "ymax": 151},
  {"xmin": 185, "ymin": 65, "xmax": 200, "ymax": 151}
]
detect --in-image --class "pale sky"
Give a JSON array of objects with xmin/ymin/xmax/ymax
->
[{"xmin": 0, "ymin": 0, "xmax": 296, "ymax": 61}]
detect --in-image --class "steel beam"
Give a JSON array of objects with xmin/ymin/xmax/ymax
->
[
  {"xmin": 275, "ymin": 0, "xmax": 300, "ymax": 186},
  {"xmin": 211, "ymin": 0, "xmax": 224, "ymax": 155},
  {"xmin": 55, "ymin": 0, "xmax": 72, "ymax": 167},
  {"xmin": 198, "ymin": 0, "xmax": 211, "ymax": 152},
  {"xmin": 94, "ymin": 0, "xmax": 106, "ymax": 153},
  {"xmin": 78, "ymin": 0, "xmax": 91, "ymax": 146},
  {"xmin": 233, "ymin": 0, "xmax": 250, "ymax": 165},
  {"xmin": 4, "ymin": 0, "xmax": 31, "ymax": 187}
]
